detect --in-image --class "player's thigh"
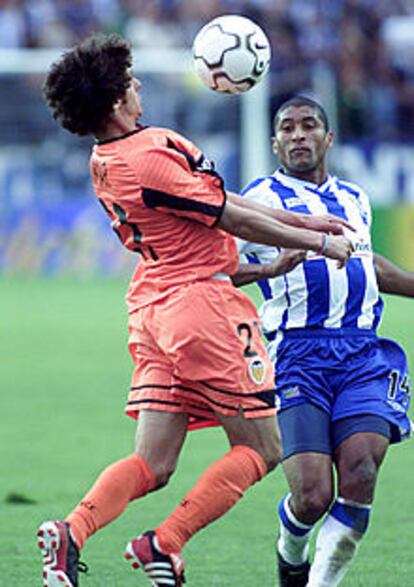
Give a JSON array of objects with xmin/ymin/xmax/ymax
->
[
  {"xmin": 278, "ymin": 402, "xmax": 334, "ymax": 505},
  {"xmin": 217, "ymin": 410, "xmax": 281, "ymax": 471},
  {"xmin": 134, "ymin": 410, "xmax": 189, "ymax": 483}
]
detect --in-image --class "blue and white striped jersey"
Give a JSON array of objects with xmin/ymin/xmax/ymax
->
[{"xmin": 238, "ymin": 169, "xmax": 383, "ymax": 341}]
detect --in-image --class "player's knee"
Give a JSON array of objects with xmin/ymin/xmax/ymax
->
[
  {"xmin": 261, "ymin": 453, "xmax": 280, "ymax": 473},
  {"xmin": 259, "ymin": 442, "xmax": 282, "ymax": 473},
  {"xmin": 340, "ymin": 456, "xmax": 379, "ymax": 500},
  {"xmin": 148, "ymin": 462, "xmax": 178, "ymax": 490},
  {"xmin": 130, "ymin": 453, "xmax": 176, "ymax": 489},
  {"xmin": 270, "ymin": 445, "xmax": 283, "ymax": 472},
  {"xmin": 294, "ymin": 486, "xmax": 333, "ymax": 523}
]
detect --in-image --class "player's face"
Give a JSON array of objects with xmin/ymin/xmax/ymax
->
[
  {"xmin": 123, "ymin": 74, "xmax": 143, "ymax": 119},
  {"xmin": 272, "ymin": 106, "xmax": 333, "ymax": 178}
]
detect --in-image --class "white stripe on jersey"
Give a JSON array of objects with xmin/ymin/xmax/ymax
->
[
  {"xmin": 358, "ymin": 256, "xmax": 381, "ymax": 329},
  {"xmin": 323, "ymin": 263, "xmax": 349, "ymax": 328},
  {"xmin": 238, "ymin": 170, "xmax": 382, "ymax": 334},
  {"xmin": 257, "ymin": 275, "xmax": 287, "ymax": 332},
  {"xmin": 282, "ymin": 265, "xmax": 308, "ymax": 327}
]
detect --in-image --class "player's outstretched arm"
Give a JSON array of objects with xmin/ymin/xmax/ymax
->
[
  {"xmin": 218, "ymin": 200, "xmax": 353, "ymax": 264},
  {"xmin": 231, "ymin": 250, "xmax": 307, "ymax": 287},
  {"xmin": 374, "ymin": 254, "xmax": 414, "ymax": 297},
  {"xmin": 227, "ymin": 192, "xmax": 355, "ymax": 235}
]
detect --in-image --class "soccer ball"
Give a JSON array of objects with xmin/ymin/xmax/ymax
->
[{"xmin": 192, "ymin": 14, "xmax": 271, "ymax": 94}]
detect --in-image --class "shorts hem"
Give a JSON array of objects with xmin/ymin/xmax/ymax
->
[
  {"xmin": 282, "ymin": 445, "xmax": 331, "ymax": 460},
  {"xmin": 125, "ymin": 404, "xmax": 276, "ymax": 430}
]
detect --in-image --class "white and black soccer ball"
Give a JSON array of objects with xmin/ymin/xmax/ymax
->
[{"xmin": 192, "ymin": 14, "xmax": 271, "ymax": 94}]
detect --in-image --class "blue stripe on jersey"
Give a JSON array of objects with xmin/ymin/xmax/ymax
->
[
  {"xmin": 335, "ymin": 179, "xmax": 359, "ymax": 198},
  {"xmin": 245, "ymin": 253, "xmax": 272, "ymax": 301},
  {"xmin": 240, "ymin": 177, "xmax": 267, "ymax": 196},
  {"xmin": 342, "ymin": 258, "xmax": 367, "ymax": 327},
  {"xmin": 265, "ymin": 179, "xmax": 298, "ymax": 332},
  {"xmin": 306, "ymin": 185, "xmax": 348, "ymax": 221},
  {"xmin": 303, "ymin": 259, "xmax": 330, "ymax": 325},
  {"xmin": 279, "ymin": 273, "xmax": 291, "ymax": 332},
  {"xmin": 372, "ymin": 297, "xmax": 384, "ymax": 330},
  {"xmin": 270, "ymin": 178, "xmax": 310, "ymax": 214},
  {"xmin": 245, "ymin": 252, "xmax": 289, "ymax": 341}
]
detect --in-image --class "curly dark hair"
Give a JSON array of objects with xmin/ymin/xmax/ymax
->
[{"xmin": 43, "ymin": 33, "xmax": 132, "ymax": 136}]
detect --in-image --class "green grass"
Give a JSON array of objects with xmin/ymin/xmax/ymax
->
[{"xmin": 1, "ymin": 278, "xmax": 413, "ymax": 586}]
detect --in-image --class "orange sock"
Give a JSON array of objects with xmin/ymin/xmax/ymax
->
[
  {"xmin": 66, "ymin": 454, "xmax": 156, "ymax": 549},
  {"xmin": 156, "ymin": 445, "xmax": 266, "ymax": 554}
]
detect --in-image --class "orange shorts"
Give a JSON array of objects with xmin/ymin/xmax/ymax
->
[{"xmin": 126, "ymin": 279, "xmax": 276, "ymax": 430}]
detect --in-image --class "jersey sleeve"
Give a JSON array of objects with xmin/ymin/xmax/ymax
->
[{"xmin": 138, "ymin": 141, "xmax": 226, "ymax": 227}]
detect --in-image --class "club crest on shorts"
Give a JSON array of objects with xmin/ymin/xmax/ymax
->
[{"xmin": 248, "ymin": 356, "xmax": 266, "ymax": 385}]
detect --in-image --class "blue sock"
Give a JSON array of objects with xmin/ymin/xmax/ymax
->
[{"xmin": 330, "ymin": 497, "xmax": 371, "ymax": 534}]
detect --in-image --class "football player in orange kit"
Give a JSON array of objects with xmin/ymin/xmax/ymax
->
[{"xmin": 38, "ymin": 33, "xmax": 353, "ymax": 587}]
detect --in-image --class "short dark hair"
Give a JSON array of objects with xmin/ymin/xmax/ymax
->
[
  {"xmin": 43, "ymin": 33, "xmax": 132, "ymax": 136},
  {"xmin": 273, "ymin": 96, "xmax": 330, "ymax": 132}
]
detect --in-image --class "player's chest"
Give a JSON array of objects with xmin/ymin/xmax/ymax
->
[
  {"xmin": 280, "ymin": 188, "xmax": 364, "ymax": 224},
  {"xmin": 278, "ymin": 187, "xmax": 372, "ymax": 249}
]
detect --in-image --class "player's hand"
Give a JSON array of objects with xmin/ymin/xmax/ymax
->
[
  {"xmin": 262, "ymin": 250, "xmax": 307, "ymax": 278},
  {"xmin": 301, "ymin": 213, "xmax": 356, "ymax": 235},
  {"xmin": 322, "ymin": 234, "xmax": 354, "ymax": 268}
]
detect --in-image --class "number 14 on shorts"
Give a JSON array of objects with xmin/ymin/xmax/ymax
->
[{"xmin": 387, "ymin": 369, "xmax": 410, "ymax": 408}]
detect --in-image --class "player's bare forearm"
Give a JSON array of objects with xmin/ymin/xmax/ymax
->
[
  {"xmin": 227, "ymin": 192, "xmax": 304, "ymax": 227},
  {"xmin": 227, "ymin": 191, "xmax": 354, "ymax": 234},
  {"xmin": 231, "ymin": 263, "xmax": 268, "ymax": 287},
  {"xmin": 374, "ymin": 254, "xmax": 414, "ymax": 297},
  {"xmin": 219, "ymin": 200, "xmax": 322, "ymax": 251},
  {"xmin": 219, "ymin": 200, "xmax": 353, "ymax": 266},
  {"xmin": 232, "ymin": 250, "xmax": 307, "ymax": 287}
]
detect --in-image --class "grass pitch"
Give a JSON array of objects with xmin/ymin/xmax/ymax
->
[{"xmin": 1, "ymin": 278, "xmax": 413, "ymax": 586}]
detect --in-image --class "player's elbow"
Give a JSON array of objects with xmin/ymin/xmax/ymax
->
[
  {"xmin": 231, "ymin": 222, "xmax": 256, "ymax": 242},
  {"xmin": 218, "ymin": 201, "xmax": 252, "ymax": 239}
]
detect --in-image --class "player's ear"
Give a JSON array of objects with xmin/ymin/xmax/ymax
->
[
  {"xmin": 326, "ymin": 130, "xmax": 334, "ymax": 149},
  {"xmin": 271, "ymin": 136, "xmax": 279, "ymax": 155},
  {"xmin": 113, "ymin": 97, "xmax": 124, "ymax": 113},
  {"xmin": 110, "ymin": 97, "xmax": 127, "ymax": 122}
]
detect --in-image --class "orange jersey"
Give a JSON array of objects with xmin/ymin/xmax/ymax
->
[{"xmin": 90, "ymin": 126, "xmax": 239, "ymax": 311}]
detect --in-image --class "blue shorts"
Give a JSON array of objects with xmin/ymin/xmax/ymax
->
[{"xmin": 273, "ymin": 328, "xmax": 411, "ymax": 455}]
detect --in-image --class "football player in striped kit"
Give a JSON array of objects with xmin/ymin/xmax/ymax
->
[{"xmin": 235, "ymin": 96, "xmax": 413, "ymax": 587}]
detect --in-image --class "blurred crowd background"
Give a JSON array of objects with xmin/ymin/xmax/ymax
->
[
  {"xmin": 1, "ymin": 0, "xmax": 414, "ymax": 276},
  {"xmin": 1, "ymin": 0, "xmax": 414, "ymax": 139}
]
